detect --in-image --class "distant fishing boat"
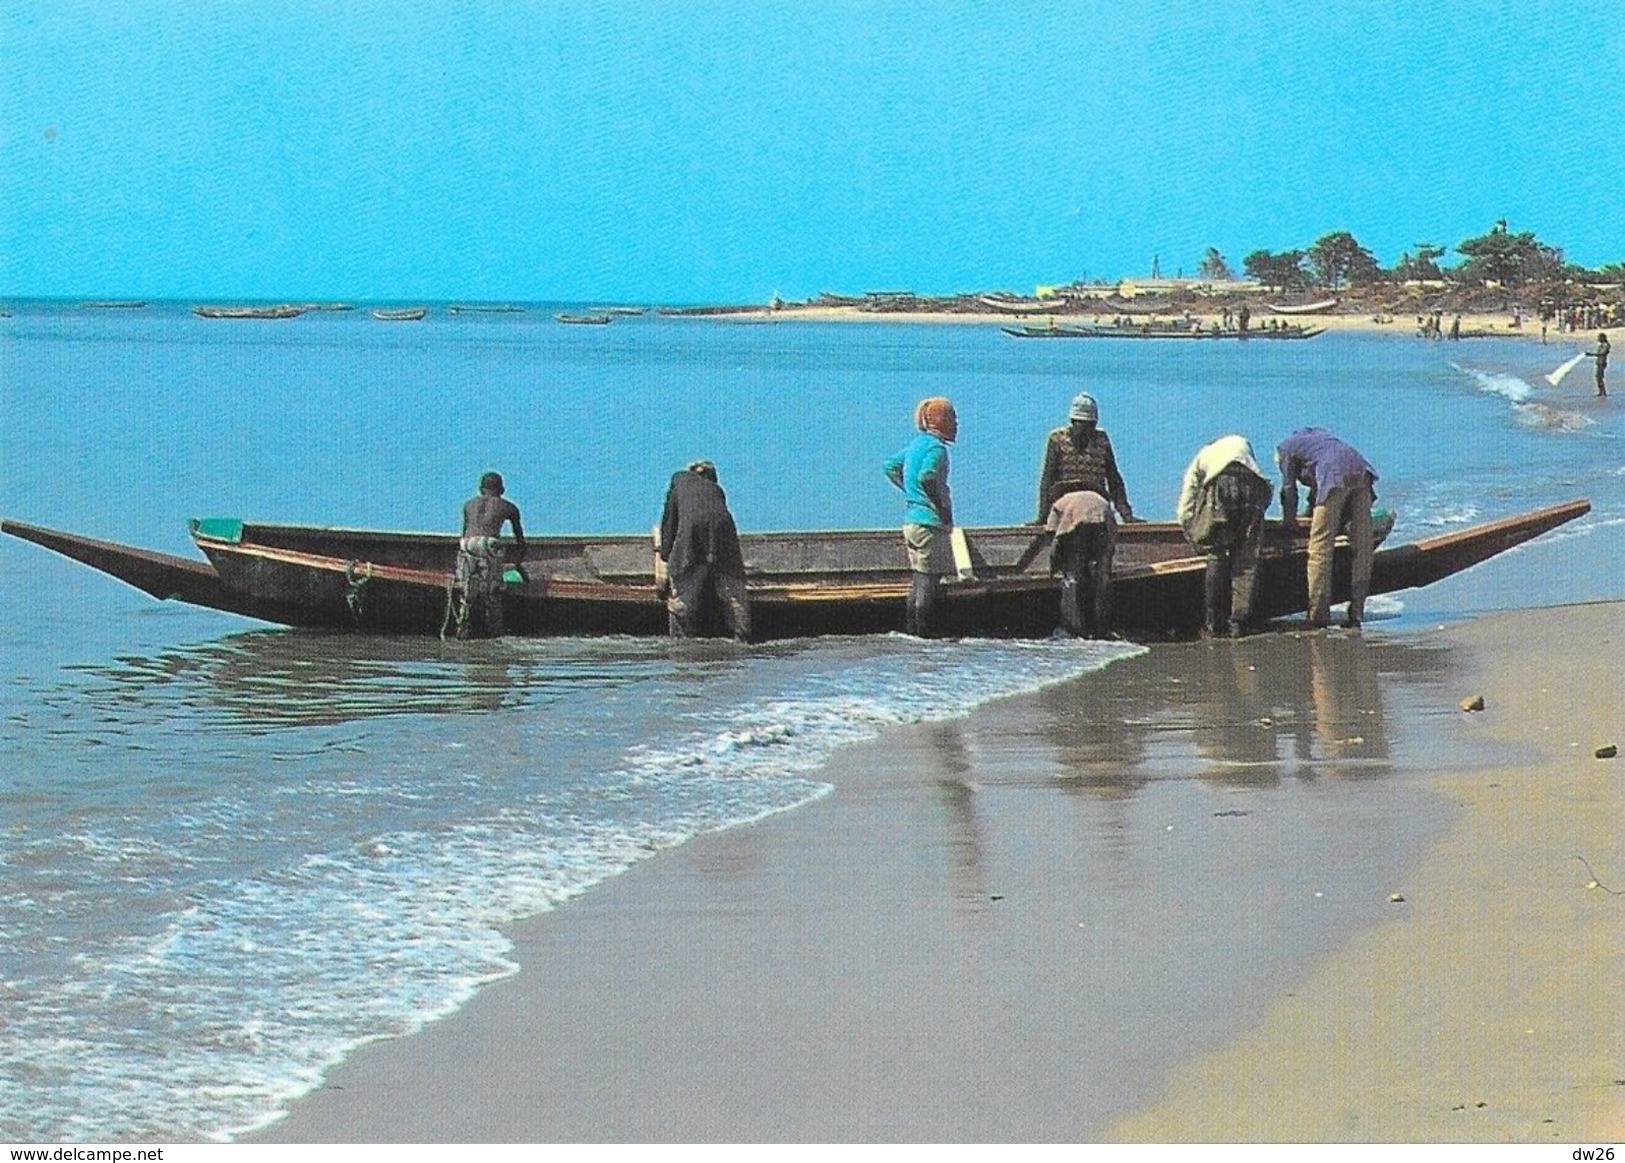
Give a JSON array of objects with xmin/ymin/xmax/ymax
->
[
  {"xmin": 1266, "ymin": 297, "xmax": 1339, "ymax": 315},
  {"xmin": 371, "ymin": 307, "xmax": 428, "ymax": 321},
  {"xmin": 655, "ymin": 304, "xmax": 767, "ymax": 317},
  {"xmin": 80, "ymin": 300, "xmax": 147, "ymax": 310},
  {"xmin": 299, "ymin": 302, "xmax": 354, "ymax": 312},
  {"xmin": 192, "ymin": 304, "xmax": 305, "ymax": 320},
  {"xmin": 1002, "ymin": 323, "xmax": 1324, "ymax": 341},
  {"xmin": 978, "ymin": 296, "xmax": 1062, "ymax": 314},
  {"xmin": 595, "ymin": 306, "xmax": 648, "ymax": 316},
  {"xmin": 449, "ymin": 304, "xmax": 525, "ymax": 314},
  {"xmin": 555, "ymin": 312, "xmax": 612, "ymax": 325}
]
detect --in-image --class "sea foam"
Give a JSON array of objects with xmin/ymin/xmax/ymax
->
[
  {"xmin": 0, "ymin": 635, "xmax": 1140, "ymax": 1142},
  {"xmin": 1456, "ymin": 364, "xmax": 1532, "ymax": 403}
]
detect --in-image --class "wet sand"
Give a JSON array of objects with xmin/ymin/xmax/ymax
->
[
  {"xmin": 252, "ymin": 602, "xmax": 1621, "ymax": 1143},
  {"xmin": 1112, "ymin": 600, "xmax": 1624, "ymax": 1143}
]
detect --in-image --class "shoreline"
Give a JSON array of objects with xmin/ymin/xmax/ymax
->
[
  {"xmin": 252, "ymin": 599, "xmax": 1622, "ymax": 1143},
  {"xmin": 5, "ymin": 296, "xmax": 1608, "ymax": 348},
  {"xmin": 753, "ymin": 303, "xmax": 1600, "ymax": 345}
]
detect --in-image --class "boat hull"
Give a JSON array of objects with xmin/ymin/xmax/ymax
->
[
  {"xmin": 3, "ymin": 501, "xmax": 1590, "ymax": 640},
  {"xmin": 1003, "ymin": 324, "xmax": 1323, "ymax": 340}
]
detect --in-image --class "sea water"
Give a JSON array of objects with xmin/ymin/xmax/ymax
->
[{"xmin": 1, "ymin": 303, "xmax": 1620, "ymax": 1139}]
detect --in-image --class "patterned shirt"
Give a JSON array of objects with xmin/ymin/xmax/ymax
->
[{"xmin": 1036, "ymin": 426, "xmax": 1130, "ymax": 520}]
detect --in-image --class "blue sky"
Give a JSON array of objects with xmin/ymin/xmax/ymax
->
[{"xmin": 2, "ymin": 1, "xmax": 1620, "ymax": 302}]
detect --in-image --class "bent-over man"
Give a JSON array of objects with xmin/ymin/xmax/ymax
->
[
  {"xmin": 658, "ymin": 460, "xmax": 751, "ymax": 641},
  {"xmin": 1178, "ymin": 435, "xmax": 1273, "ymax": 637},
  {"xmin": 1045, "ymin": 489, "xmax": 1115, "ymax": 638},
  {"xmin": 456, "ymin": 471, "xmax": 525, "ymax": 638},
  {"xmin": 1275, "ymin": 428, "xmax": 1378, "ymax": 630}
]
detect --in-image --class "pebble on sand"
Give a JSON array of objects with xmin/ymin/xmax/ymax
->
[
  {"xmin": 1596, "ymin": 744, "xmax": 1618, "ymax": 759},
  {"xmin": 1459, "ymin": 694, "xmax": 1486, "ymax": 712}
]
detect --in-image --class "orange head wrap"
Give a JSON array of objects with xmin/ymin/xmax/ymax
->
[{"xmin": 913, "ymin": 396, "xmax": 958, "ymax": 442}]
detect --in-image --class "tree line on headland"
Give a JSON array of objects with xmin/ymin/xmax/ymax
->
[
  {"xmin": 1206, "ymin": 219, "xmax": 1621, "ymax": 301},
  {"xmin": 788, "ymin": 220, "xmax": 1619, "ymax": 318}
]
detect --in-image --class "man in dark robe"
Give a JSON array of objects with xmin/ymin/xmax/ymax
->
[{"xmin": 658, "ymin": 461, "xmax": 751, "ymax": 641}]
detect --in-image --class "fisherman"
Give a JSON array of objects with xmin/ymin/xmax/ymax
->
[
  {"xmin": 656, "ymin": 460, "xmax": 751, "ymax": 641},
  {"xmin": 1034, "ymin": 393, "xmax": 1138, "ymax": 637},
  {"xmin": 883, "ymin": 396, "xmax": 956, "ymax": 637},
  {"xmin": 1275, "ymin": 428, "xmax": 1378, "ymax": 630},
  {"xmin": 455, "ymin": 471, "xmax": 526, "ymax": 638},
  {"xmin": 1238, "ymin": 303, "xmax": 1251, "ymax": 334},
  {"xmin": 1035, "ymin": 392, "xmax": 1136, "ymax": 522},
  {"xmin": 1043, "ymin": 488, "xmax": 1115, "ymax": 638},
  {"xmin": 1177, "ymin": 435, "xmax": 1274, "ymax": 637},
  {"xmin": 1589, "ymin": 332, "xmax": 1610, "ymax": 397}
]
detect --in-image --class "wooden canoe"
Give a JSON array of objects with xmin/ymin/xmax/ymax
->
[
  {"xmin": 1003, "ymin": 324, "xmax": 1323, "ymax": 341},
  {"xmin": 0, "ymin": 501, "xmax": 1588, "ymax": 640},
  {"xmin": 1266, "ymin": 297, "xmax": 1340, "ymax": 315},
  {"xmin": 979, "ymin": 296, "xmax": 1064, "ymax": 314},
  {"xmin": 193, "ymin": 304, "xmax": 306, "ymax": 320}
]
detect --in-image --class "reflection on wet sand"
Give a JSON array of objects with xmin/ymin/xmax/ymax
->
[
  {"xmin": 909, "ymin": 630, "xmax": 1456, "ymax": 908},
  {"xmin": 1183, "ymin": 631, "xmax": 1396, "ymax": 783},
  {"xmin": 924, "ymin": 721, "xmax": 993, "ymax": 909},
  {"xmin": 1037, "ymin": 630, "xmax": 1447, "ymax": 792}
]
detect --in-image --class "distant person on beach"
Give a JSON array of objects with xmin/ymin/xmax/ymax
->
[
  {"xmin": 1178, "ymin": 435, "xmax": 1274, "ymax": 637},
  {"xmin": 1449, "ymin": 315, "xmax": 1462, "ymax": 340},
  {"xmin": 883, "ymin": 397, "xmax": 957, "ymax": 637},
  {"xmin": 657, "ymin": 460, "xmax": 751, "ymax": 641},
  {"xmin": 455, "ymin": 471, "xmax": 526, "ymax": 638},
  {"xmin": 1590, "ymin": 332, "xmax": 1610, "ymax": 397},
  {"xmin": 1275, "ymin": 428, "xmax": 1379, "ymax": 630},
  {"xmin": 1043, "ymin": 488, "xmax": 1116, "ymax": 638},
  {"xmin": 1036, "ymin": 392, "xmax": 1137, "ymax": 522},
  {"xmin": 1237, "ymin": 304, "xmax": 1250, "ymax": 333}
]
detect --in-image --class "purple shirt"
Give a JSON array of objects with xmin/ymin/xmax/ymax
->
[{"xmin": 1275, "ymin": 428, "xmax": 1377, "ymax": 505}]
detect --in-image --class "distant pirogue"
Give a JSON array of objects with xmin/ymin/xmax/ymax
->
[
  {"xmin": 192, "ymin": 304, "xmax": 305, "ymax": 320},
  {"xmin": 1002, "ymin": 323, "xmax": 1324, "ymax": 341},
  {"xmin": 0, "ymin": 501, "xmax": 1589, "ymax": 641}
]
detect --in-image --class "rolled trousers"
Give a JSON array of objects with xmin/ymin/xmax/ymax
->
[{"xmin": 1306, "ymin": 480, "xmax": 1374, "ymax": 626}]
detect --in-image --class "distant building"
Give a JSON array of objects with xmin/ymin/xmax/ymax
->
[{"xmin": 1116, "ymin": 277, "xmax": 1262, "ymax": 297}]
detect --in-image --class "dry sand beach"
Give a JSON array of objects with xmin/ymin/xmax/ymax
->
[
  {"xmin": 757, "ymin": 303, "xmax": 1599, "ymax": 346},
  {"xmin": 254, "ymin": 600, "xmax": 1622, "ymax": 1144}
]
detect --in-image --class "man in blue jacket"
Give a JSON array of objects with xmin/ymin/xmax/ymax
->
[{"xmin": 883, "ymin": 397, "xmax": 956, "ymax": 637}]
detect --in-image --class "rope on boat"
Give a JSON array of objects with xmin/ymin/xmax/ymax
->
[
  {"xmin": 440, "ymin": 574, "xmax": 465, "ymax": 640},
  {"xmin": 344, "ymin": 559, "xmax": 372, "ymax": 623}
]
